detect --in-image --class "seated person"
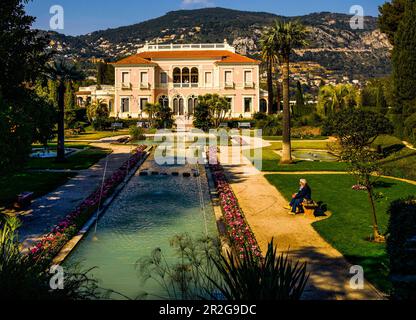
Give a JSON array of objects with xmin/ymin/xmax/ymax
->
[{"xmin": 287, "ymin": 179, "xmax": 312, "ymax": 214}]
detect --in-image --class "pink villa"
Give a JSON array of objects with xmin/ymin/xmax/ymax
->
[{"xmin": 111, "ymin": 41, "xmax": 268, "ymax": 120}]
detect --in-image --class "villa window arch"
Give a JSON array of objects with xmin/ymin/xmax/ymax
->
[
  {"xmin": 182, "ymin": 68, "xmax": 190, "ymax": 87},
  {"xmin": 173, "ymin": 68, "xmax": 181, "ymax": 88},
  {"xmin": 173, "ymin": 95, "xmax": 184, "ymax": 116},
  {"xmin": 158, "ymin": 95, "xmax": 169, "ymax": 108},
  {"xmin": 191, "ymin": 68, "xmax": 199, "ymax": 87},
  {"xmin": 187, "ymin": 95, "xmax": 198, "ymax": 116},
  {"xmin": 173, "ymin": 67, "xmax": 199, "ymax": 88}
]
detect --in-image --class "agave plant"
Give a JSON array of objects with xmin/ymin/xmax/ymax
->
[{"xmin": 208, "ymin": 239, "xmax": 309, "ymax": 300}]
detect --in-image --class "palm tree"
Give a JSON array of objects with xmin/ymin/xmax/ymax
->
[
  {"xmin": 317, "ymin": 84, "xmax": 358, "ymax": 116},
  {"xmin": 143, "ymin": 102, "xmax": 159, "ymax": 128},
  {"xmin": 264, "ymin": 20, "xmax": 308, "ymax": 164},
  {"xmin": 260, "ymin": 32, "xmax": 278, "ymax": 114},
  {"xmin": 47, "ymin": 59, "xmax": 84, "ymax": 162}
]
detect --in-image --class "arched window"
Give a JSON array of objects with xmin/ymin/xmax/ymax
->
[
  {"xmin": 179, "ymin": 98, "xmax": 184, "ymax": 115},
  {"xmin": 191, "ymin": 68, "xmax": 199, "ymax": 87},
  {"xmin": 173, "ymin": 68, "xmax": 181, "ymax": 87},
  {"xmin": 182, "ymin": 68, "xmax": 190, "ymax": 87},
  {"xmin": 187, "ymin": 95, "xmax": 198, "ymax": 116},
  {"xmin": 159, "ymin": 95, "xmax": 169, "ymax": 108},
  {"xmin": 173, "ymin": 95, "xmax": 184, "ymax": 116},
  {"xmin": 173, "ymin": 97, "xmax": 179, "ymax": 115}
]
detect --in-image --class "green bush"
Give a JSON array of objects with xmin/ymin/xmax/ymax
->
[
  {"xmin": 255, "ymin": 115, "xmax": 282, "ymax": 136},
  {"xmin": 0, "ymin": 216, "xmax": 100, "ymax": 300},
  {"xmin": 292, "ymin": 112, "xmax": 323, "ymax": 128},
  {"xmin": 404, "ymin": 112, "xmax": 416, "ymax": 144},
  {"xmin": 387, "ymin": 196, "xmax": 416, "ymax": 299},
  {"xmin": 253, "ymin": 112, "xmax": 269, "ymax": 121},
  {"xmin": 210, "ymin": 239, "xmax": 309, "ymax": 300},
  {"xmin": 129, "ymin": 125, "xmax": 146, "ymax": 141}
]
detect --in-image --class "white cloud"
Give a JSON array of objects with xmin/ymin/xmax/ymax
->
[{"xmin": 181, "ymin": 0, "xmax": 214, "ymax": 7}]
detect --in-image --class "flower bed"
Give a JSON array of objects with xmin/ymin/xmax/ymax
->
[
  {"xmin": 29, "ymin": 146, "xmax": 148, "ymax": 265},
  {"xmin": 208, "ymin": 147, "xmax": 261, "ymax": 259}
]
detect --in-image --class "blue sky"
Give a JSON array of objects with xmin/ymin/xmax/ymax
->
[{"xmin": 25, "ymin": 0, "xmax": 387, "ymax": 36}]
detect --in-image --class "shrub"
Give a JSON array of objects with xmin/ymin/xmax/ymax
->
[
  {"xmin": 291, "ymin": 126, "xmax": 322, "ymax": 139},
  {"xmin": 210, "ymin": 239, "xmax": 309, "ymax": 300},
  {"xmin": 292, "ymin": 112, "xmax": 322, "ymax": 128},
  {"xmin": 387, "ymin": 196, "xmax": 416, "ymax": 299},
  {"xmin": 139, "ymin": 236, "xmax": 309, "ymax": 300},
  {"xmin": 129, "ymin": 125, "xmax": 146, "ymax": 141},
  {"xmin": 255, "ymin": 115, "xmax": 282, "ymax": 136},
  {"xmin": 0, "ymin": 216, "xmax": 100, "ymax": 300},
  {"xmin": 253, "ymin": 112, "xmax": 268, "ymax": 121},
  {"xmin": 404, "ymin": 112, "xmax": 416, "ymax": 144}
]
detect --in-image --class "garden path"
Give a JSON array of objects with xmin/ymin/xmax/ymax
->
[
  {"xmin": 18, "ymin": 143, "xmax": 135, "ymax": 251},
  {"xmin": 219, "ymin": 138, "xmax": 385, "ymax": 300},
  {"xmin": 403, "ymin": 140, "xmax": 416, "ymax": 151}
]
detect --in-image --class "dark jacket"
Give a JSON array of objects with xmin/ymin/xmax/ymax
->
[{"xmin": 295, "ymin": 185, "xmax": 312, "ymax": 200}]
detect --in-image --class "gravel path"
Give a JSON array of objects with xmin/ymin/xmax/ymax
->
[{"xmin": 219, "ymin": 138, "xmax": 385, "ymax": 300}]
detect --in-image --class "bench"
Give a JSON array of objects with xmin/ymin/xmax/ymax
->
[
  {"xmin": 15, "ymin": 192, "xmax": 34, "ymax": 209},
  {"xmin": 238, "ymin": 122, "xmax": 251, "ymax": 129},
  {"xmin": 302, "ymin": 200, "xmax": 319, "ymax": 218},
  {"xmin": 111, "ymin": 122, "xmax": 123, "ymax": 130}
]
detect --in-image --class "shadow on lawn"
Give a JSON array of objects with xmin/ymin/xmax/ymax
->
[
  {"xmin": 373, "ymin": 181, "xmax": 396, "ymax": 189},
  {"xmin": 379, "ymin": 150, "xmax": 416, "ymax": 165},
  {"xmin": 285, "ymin": 246, "xmax": 386, "ymax": 300}
]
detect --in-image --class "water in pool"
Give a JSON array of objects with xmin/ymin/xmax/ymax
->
[{"xmin": 65, "ymin": 154, "xmax": 217, "ymax": 299}]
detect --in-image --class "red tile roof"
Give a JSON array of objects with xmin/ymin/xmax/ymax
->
[
  {"xmin": 113, "ymin": 55, "xmax": 157, "ymax": 66},
  {"xmin": 114, "ymin": 50, "xmax": 260, "ymax": 66},
  {"xmin": 75, "ymin": 91, "xmax": 92, "ymax": 95}
]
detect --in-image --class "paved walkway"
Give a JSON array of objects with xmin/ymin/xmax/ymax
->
[
  {"xmin": 403, "ymin": 140, "xmax": 416, "ymax": 151},
  {"xmin": 19, "ymin": 142, "xmax": 135, "ymax": 250},
  {"xmin": 219, "ymin": 140, "xmax": 384, "ymax": 300}
]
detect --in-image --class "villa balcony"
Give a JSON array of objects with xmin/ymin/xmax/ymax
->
[
  {"xmin": 121, "ymin": 83, "xmax": 132, "ymax": 90},
  {"xmin": 244, "ymin": 82, "xmax": 255, "ymax": 89},
  {"xmin": 140, "ymin": 82, "xmax": 151, "ymax": 89},
  {"xmin": 173, "ymin": 83, "xmax": 199, "ymax": 88},
  {"xmin": 224, "ymin": 82, "xmax": 235, "ymax": 89}
]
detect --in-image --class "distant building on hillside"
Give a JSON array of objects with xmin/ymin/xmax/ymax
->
[{"xmin": 75, "ymin": 85, "xmax": 114, "ymax": 111}]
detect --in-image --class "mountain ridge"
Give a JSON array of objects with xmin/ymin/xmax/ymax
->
[{"xmin": 43, "ymin": 7, "xmax": 392, "ymax": 79}]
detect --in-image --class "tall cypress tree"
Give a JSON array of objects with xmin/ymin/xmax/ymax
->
[
  {"xmin": 294, "ymin": 81, "xmax": 305, "ymax": 117},
  {"xmin": 376, "ymin": 84, "xmax": 388, "ymax": 114},
  {"xmin": 392, "ymin": 2, "xmax": 416, "ymax": 136}
]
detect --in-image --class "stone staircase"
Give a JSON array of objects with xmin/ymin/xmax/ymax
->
[{"xmin": 175, "ymin": 116, "xmax": 194, "ymax": 132}]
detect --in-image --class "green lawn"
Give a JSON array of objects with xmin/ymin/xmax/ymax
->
[
  {"xmin": 65, "ymin": 130, "xmax": 129, "ymax": 141},
  {"xmin": 265, "ymin": 140, "xmax": 331, "ymax": 150},
  {"xmin": 0, "ymin": 172, "xmax": 76, "ymax": 208},
  {"xmin": 380, "ymin": 148, "xmax": 416, "ymax": 182},
  {"xmin": 263, "ymin": 136, "xmax": 328, "ymax": 141},
  {"xmin": 244, "ymin": 147, "xmax": 348, "ymax": 172},
  {"xmin": 265, "ymin": 173, "xmax": 416, "ymax": 293},
  {"xmin": 371, "ymin": 134, "xmax": 405, "ymax": 152},
  {"xmin": 26, "ymin": 147, "xmax": 111, "ymax": 170}
]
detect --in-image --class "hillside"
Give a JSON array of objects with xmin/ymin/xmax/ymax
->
[{"xmin": 43, "ymin": 7, "xmax": 392, "ymax": 79}]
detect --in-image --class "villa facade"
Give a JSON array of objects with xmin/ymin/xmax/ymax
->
[{"xmin": 111, "ymin": 41, "xmax": 267, "ymax": 119}]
